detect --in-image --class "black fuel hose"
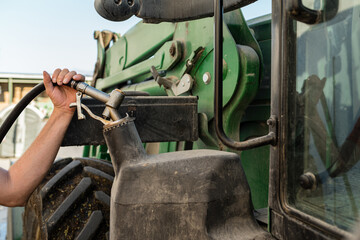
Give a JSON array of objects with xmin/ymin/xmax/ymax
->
[
  {"xmin": 0, "ymin": 79, "xmax": 145, "ymax": 144},
  {"xmin": 0, "ymin": 80, "xmax": 78, "ymax": 143},
  {"xmin": 0, "ymin": 80, "xmax": 77, "ymax": 144},
  {"xmin": 0, "ymin": 82, "xmax": 46, "ymax": 143}
]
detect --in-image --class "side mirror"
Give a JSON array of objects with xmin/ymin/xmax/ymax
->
[
  {"xmin": 94, "ymin": 0, "xmax": 140, "ymax": 22},
  {"xmin": 94, "ymin": 0, "xmax": 256, "ymax": 23},
  {"xmin": 286, "ymin": 0, "xmax": 339, "ymax": 24}
]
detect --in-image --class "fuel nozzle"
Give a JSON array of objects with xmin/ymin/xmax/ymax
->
[{"xmin": 66, "ymin": 80, "xmax": 126, "ymax": 123}]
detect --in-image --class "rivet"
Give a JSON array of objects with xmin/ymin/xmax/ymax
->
[{"xmin": 202, "ymin": 72, "xmax": 211, "ymax": 84}]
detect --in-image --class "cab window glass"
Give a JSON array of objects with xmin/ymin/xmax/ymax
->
[{"xmin": 287, "ymin": 1, "xmax": 360, "ymax": 231}]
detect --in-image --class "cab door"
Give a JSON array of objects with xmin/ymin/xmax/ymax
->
[{"xmin": 270, "ymin": 0, "xmax": 360, "ymax": 239}]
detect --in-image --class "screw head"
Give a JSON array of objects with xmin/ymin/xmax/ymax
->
[
  {"xmin": 267, "ymin": 118, "xmax": 276, "ymax": 126},
  {"xmin": 202, "ymin": 72, "xmax": 211, "ymax": 84}
]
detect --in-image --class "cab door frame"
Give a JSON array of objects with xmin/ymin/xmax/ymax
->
[{"xmin": 268, "ymin": 0, "xmax": 352, "ymax": 239}]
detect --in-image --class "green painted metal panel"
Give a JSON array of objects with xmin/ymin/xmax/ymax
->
[
  {"xmin": 124, "ymin": 22, "xmax": 175, "ymax": 68},
  {"xmin": 97, "ymin": 40, "xmax": 182, "ymax": 90},
  {"xmin": 91, "ymin": 9, "xmax": 272, "ymax": 211},
  {"xmin": 247, "ymin": 14, "xmax": 271, "ymax": 42},
  {"xmin": 122, "ymin": 80, "xmax": 167, "ymax": 96},
  {"xmin": 240, "ymin": 105, "xmax": 271, "ymax": 209},
  {"xmin": 104, "ymin": 37, "xmax": 127, "ymax": 77}
]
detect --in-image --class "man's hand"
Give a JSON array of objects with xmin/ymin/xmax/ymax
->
[
  {"xmin": 0, "ymin": 68, "xmax": 86, "ymax": 207},
  {"xmin": 43, "ymin": 68, "xmax": 85, "ymax": 115}
]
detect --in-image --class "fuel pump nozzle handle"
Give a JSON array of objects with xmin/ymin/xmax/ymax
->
[{"xmin": 63, "ymin": 80, "xmax": 125, "ymax": 122}]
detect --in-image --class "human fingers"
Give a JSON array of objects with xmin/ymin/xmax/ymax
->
[
  {"xmin": 43, "ymin": 71, "xmax": 54, "ymax": 92},
  {"xmin": 56, "ymin": 68, "xmax": 69, "ymax": 86},
  {"xmin": 73, "ymin": 74, "xmax": 85, "ymax": 82},
  {"xmin": 63, "ymin": 71, "xmax": 77, "ymax": 85},
  {"xmin": 52, "ymin": 68, "xmax": 61, "ymax": 84}
]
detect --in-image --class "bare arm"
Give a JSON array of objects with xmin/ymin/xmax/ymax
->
[{"xmin": 0, "ymin": 69, "xmax": 85, "ymax": 207}]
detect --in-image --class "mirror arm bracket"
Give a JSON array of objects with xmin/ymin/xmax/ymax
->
[{"xmin": 214, "ymin": 0, "xmax": 277, "ymax": 151}]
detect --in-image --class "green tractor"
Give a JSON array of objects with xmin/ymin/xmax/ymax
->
[{"xmin": 3, "ymin": 0, "xmax": 358, "ymax": 239}]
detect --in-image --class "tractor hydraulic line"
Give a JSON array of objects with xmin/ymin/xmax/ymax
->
[{"xmin": 213, "ymin": 0, "xmax": 276, "ymax": 151}]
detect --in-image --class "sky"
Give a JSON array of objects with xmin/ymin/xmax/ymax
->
[{"xmin": 0, "ymin": 0, "xmax": 270, "ymax": 76}]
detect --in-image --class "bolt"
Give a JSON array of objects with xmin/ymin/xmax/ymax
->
[
  {"xmin": 186, "ymin": 60, "xmax": 193, "ymax": 68},
  {"xmin": 299, "ymin": 172, "xmax": 317, "ymax": 190},
  {"xmin": 127, "ymin": 0, "xmax": 134, "ymax": 6},
  {"xmin": 267, "ymin": 118, "xmax": 275, "ymax": 126},
  {"xmin": 114, "ymin": 0, "xmax": 121, "ymax": 4},
  {"xmin": 169, "ymin": 43, "xmax": 176, "ymax": 57},
  {"xmin": 202, "ymin": 72, "xmax": 211, "ymax": 84}
]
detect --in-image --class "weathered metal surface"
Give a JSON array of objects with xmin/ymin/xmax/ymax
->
[
  {"xmin": 104, "ymin": 120, "xmax": 272, "ymax": 240},
  {"xmin": 269, "ymin": 0, "xmax": 354, "ymax": 239},
  {"xmin": 62, "ymin": 96, "xmax": 198, "ymax": 146},
  {"xmin": 270, "ymin": 208, "xmax": 350, "ymax": 240}
]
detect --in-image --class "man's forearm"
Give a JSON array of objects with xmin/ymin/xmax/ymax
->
[{"xmin": 0, "ymin": 109, "xmax": 73, "ymax": 207}]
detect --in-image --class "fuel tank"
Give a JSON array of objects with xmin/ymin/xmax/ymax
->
[{"xmin": 103, "ymin": 119, "xmax": 271, "ymax": 239}]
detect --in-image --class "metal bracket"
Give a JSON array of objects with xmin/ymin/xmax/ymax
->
[
  {"xmin": 150, "ymin": 66, "xmax": 174, "ymax": 89},
  {"xmin": 173, "ymin": 74, "xmax": 194, "ymax": 96},
  {"xmin": 184, "ymin": 47, "xmax": 205, "ymax": 74},
  {"xmin": 151, "ymin": 67, "xmax": 194, "ymax": 96},
  {"xmin": 267, "ymin": 115, "xmax": 278, "ymax": 146},
  {"xmin": 62, "ymin": 96, "xmax": 198, "ymax": 146},
  {"xmin": 286, "ymin": 0, "xmax": 339, "ymax": 24}
]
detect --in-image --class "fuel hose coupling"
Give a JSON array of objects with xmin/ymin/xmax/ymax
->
[{"xmin": 103, "ymin": 114, "xmax": 135, "ymax": 131}]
